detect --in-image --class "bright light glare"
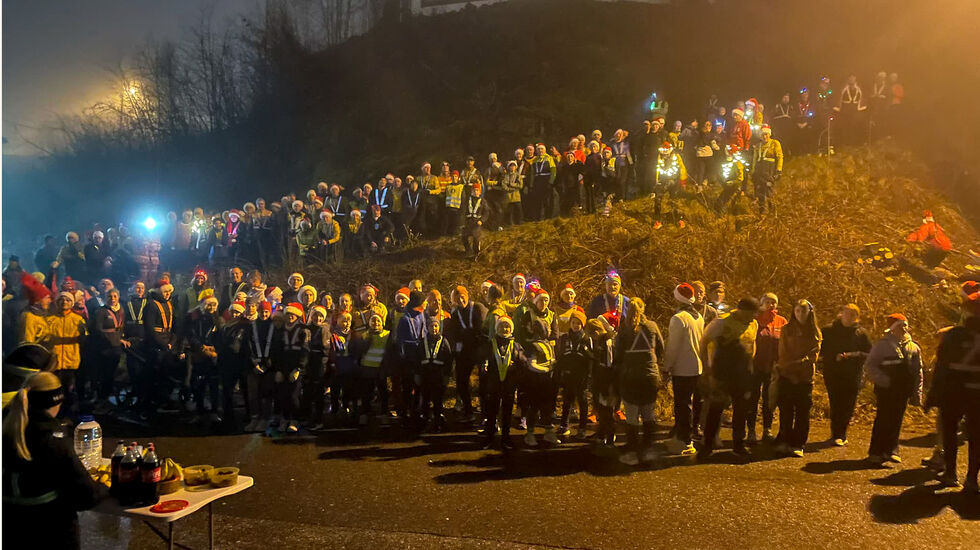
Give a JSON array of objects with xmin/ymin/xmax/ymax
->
[{"xmin": 143, "ymin": 217, "xmax": 157, "ymax": 230}]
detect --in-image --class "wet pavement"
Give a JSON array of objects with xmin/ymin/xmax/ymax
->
[{"xmin": 82, "ymin": 417, "xmax": 980, "ymax": 549}]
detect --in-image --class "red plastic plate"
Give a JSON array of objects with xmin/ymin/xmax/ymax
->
[{"xmin": 150, "ymin": 499, "xmax": 189, "ymax": 513}]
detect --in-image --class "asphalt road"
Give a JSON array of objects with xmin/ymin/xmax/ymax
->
[{"xmin": 82, "ymin": 417, "xmax": 980, "ymax": 549}]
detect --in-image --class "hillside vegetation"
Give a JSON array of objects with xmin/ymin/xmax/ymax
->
[{"xmin": 300, "ymin": 145, "xmax": 979, "ymax": 419}]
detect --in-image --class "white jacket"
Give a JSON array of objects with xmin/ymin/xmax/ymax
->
[{"xmin": 665, "ymin": 308, "xmax": 705, "ymax": 377}]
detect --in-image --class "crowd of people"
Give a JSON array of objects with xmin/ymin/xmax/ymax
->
[
  {"xmin": 8, "ymin": 70, "xmax": 974, "ymax": 494},
  {"xmin": 5, "ymin": 72, "xmax": 907, "ymax": 292},
  {"xmin": 3, "ymin": 258, "xmax": 978, "ymax": 492}
]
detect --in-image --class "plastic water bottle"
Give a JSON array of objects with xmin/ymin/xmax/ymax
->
[{"xmin": 73, "ymin": 415, "xmax": 102, "ymax": 471}]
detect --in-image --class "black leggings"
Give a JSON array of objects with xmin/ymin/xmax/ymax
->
[
  {"xmin": 941, "ymin": 390, "xmax": 980, "ymax": 482},
  {"xmin": 559, "ymin": 367, "xmax": 589, "ymax": 430}
]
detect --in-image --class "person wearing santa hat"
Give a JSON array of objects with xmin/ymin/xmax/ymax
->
[
  {"xmin": 45, "ymin": 289, "xmax": 88, "ymax": 415},
  {"xmin": 317, "ymin": 210, "xmax": 343, "ymax": 265},
  {"xmin": 275, "ymin": 303, "xmax": 310, "ymax": 433},
  {"xmin": 555, "ymin": 307, "xmax": 593, "ymax": 440},
  {"xmin": 906, "ymin": 210, "xmax": 953, "ymax": 269},
  {"xmin": 664, "ymin": 283, "xmax": 704, "ymax": 456},
  {"xmin": 178, "ymin": 268, "xmax": 211, "ymax": 323},
  {"xmin": 446, "ymin": 285, "xmax": 487, "ymax": 424},
  {"xmin": 17, "ymin": 271, "xmax": 52, "ymax": 347},
  {"xmin": 864, "ymin": 313, "xmax": 923, "ymax": 466},
  {"xmin": 554, "ymin": 284, "xmax": 580, "ymax": 339},
  {"xmin": 387, "ymin": 287, "xmax": 411, "ymax": 332},
  {"xmin": 216, "ymin": 300, "xmax": 250, "ymax": 427},
  {"xmin": 297, "ymin": 285, "xmax": 318, "ymax": 325},
  {"xmin": 279, "ymin": 273, "xmax": 302, "ymax": 306},
  {"xmin": 181, "ymin": 292, "xmax": 222, "ymax": 424},
  {"xmin": 300, "ymin": 304, "xmax": 331, "ymax": 430},
  {"xmin": 503, "ymin": 273, "xmax": 528, "ymax": 315},
  {"xmin": 926, "ymin": 293, "xmax": 980, "ymax": 491},
  {"xmin": 482, "ymin": 315, "xmax": 529, "ymax": 450}
]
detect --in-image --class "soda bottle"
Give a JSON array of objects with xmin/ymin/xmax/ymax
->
[
  {"xmin": 139, "ymin": 443, "xmax": 161, "ymax": 505},
  {"xmin": 109, "ymin": 440, "xmax": 126, "ymax": 498},
  {"xmin": 117, "ymin": 444, "xmax": 140, "ymax": 505}
]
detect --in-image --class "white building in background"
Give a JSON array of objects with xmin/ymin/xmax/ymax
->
[{"xmin": 409, "ymin": 0, "xmax": 670, "ymax": 17}]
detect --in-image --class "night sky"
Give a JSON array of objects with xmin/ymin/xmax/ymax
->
[{"xmin": 2, "ymin": 0, "xmax": 254, "ymax": 156}]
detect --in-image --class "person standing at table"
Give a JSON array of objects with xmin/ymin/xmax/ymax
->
[{"xmin": 3, "ymin": 372, "xmax": 107, "ymax": 550}]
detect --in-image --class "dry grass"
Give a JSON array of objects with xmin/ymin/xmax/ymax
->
[{"xmin": 293, "ymin": 144, "xmax": 978, "ymax": 421}]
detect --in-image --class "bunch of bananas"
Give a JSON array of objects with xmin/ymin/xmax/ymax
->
[
  {"xmin": 161, "ymin": 458, "xmax": 183, "ymax": 481},
  {"xmin": 90, "ymin": 464, "xmax": 111, "ymax": 487}
]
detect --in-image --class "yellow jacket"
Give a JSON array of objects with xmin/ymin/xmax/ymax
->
[
  {"xmin": 759, "ymin": 138, "xmax": 784, "ymax": 172},
  {"xmin": 47, "ymin": 311, "xmax": 88, "ymax": 370},
  {"xmin": 18, "ymin": 309, "xmax": 51, "ymax": 347}
]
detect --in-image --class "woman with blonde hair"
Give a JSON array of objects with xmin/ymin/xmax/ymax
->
[
  {"xmin": 3, "ymin": 372, "xmax": 106, "ymax": 549},
  {"xmin": 614, "ymin": 298, "xmax": 665, "ymax": 466}
]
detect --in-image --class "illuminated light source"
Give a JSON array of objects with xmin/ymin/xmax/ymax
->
[{"xmin": 143, "ymin": 217, "xmax": 157, "ymax": 230}]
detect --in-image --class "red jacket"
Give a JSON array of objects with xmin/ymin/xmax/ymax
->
[
  {"xmin": 728, "ymin": 119, "xmax": 752, "ymax": 154},
  {"xmin": 907, "ymin": 221, "xmax": 952, "ymax": 251}
]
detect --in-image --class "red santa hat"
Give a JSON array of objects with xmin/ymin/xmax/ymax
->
[
  {"xmin": 193, "ymin": 268, "xmax": 208, "ymax": 280},
  {"xmin": 732, "ymin": 108, "xmax": 745, "ymax": 117},
  {"xmin": 21, "ymin": 272, "xmax": 51, "ymax": 304},
  {"xmin": 285, "ymin": 302, "xmax": 304, "ymax": 318},
  {"xmin": 396, "ymin": 287, "xmax": 411, "ymax": 300},
  {"xmin": 156, "ymin": 278, "xmax": 174, "ymax": 294},
  {"xmin": 560, "ymin": 283, "xmax": 576, "ymax": 300},
  {"xmin": 532, "ymin": 288, "xmax": 550, "ymax": 305},
  {"xmin": 299, "ymin": 285, "xmax": 318, "ymax": 303},
  {"xmin": 495, "ymin": 315, "xmax": 514, "ymax": 331},
  {"xmin": 230, "ymin": 301, "xmax": 246, "ymax": 315},
  {"xmin": 259, "ymin": 301, "xmax": 272, "ymax": 313},
  {"xmin": 761, "ymin": 124, "xmax": 772, "ymax": 136},
  {"xmin": 481, "ymin": 279, "xmax": 495, "ymax": 291},
  {"xmin": 922, "ymin": 210, "xmax": 935, "ymax": 223},
  {"xmin": 512, "ymin": 273, "xmax": 526, "ymax": 285},
  {"xmin": 746, "ymin": 97, "xmax": 758, "ymax": 107},
  {"xmin": 659, "ymin": 141, "xmax": 674, "ymax": 154},
  {"xmin": 312, "ymin": 305, "xmax": 328, "ymax": 320},
  {"xmin": 360, "ymin": 283, "xmax": 379, "ymax": 297},
  {"xmin": 265, "ymin": 286, "xmax": 282, "ymax": 302},
  {"xmin": 885, "ymin": 313, "xmax": 908, "ymax": 332},
  {"xmin": 674, "ymin": 283, "xmax": 696, "ymax": 305}
]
